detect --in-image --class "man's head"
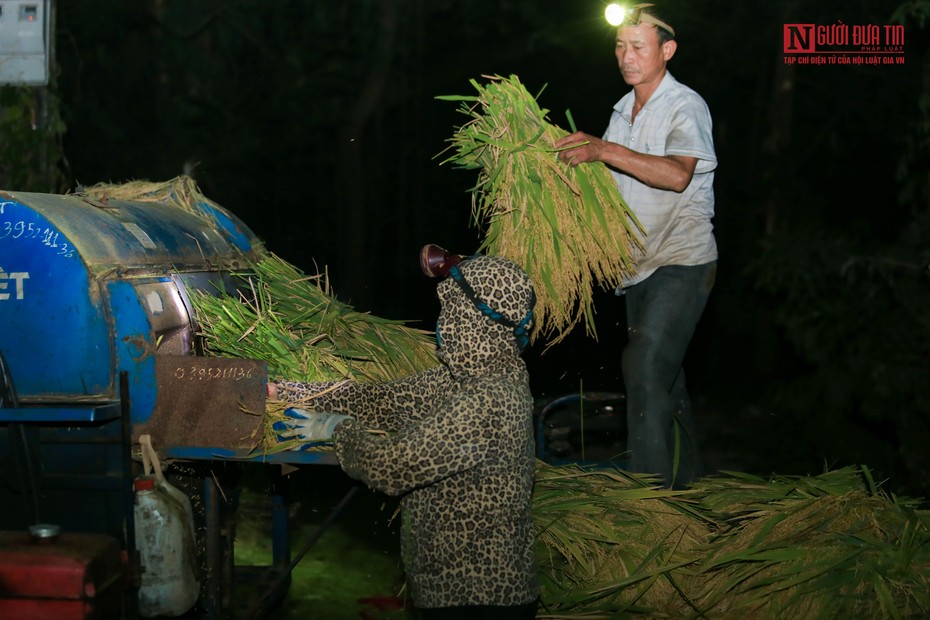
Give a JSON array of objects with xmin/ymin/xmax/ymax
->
[
  {"xmin": 619, "ymin": 4, "xmax": 675, "ymax": 43},
  {"xmin": 615, "ymin": 4, "xmax": 677, "ymax": 89}
]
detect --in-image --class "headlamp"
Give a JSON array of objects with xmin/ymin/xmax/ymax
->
[
  {"xmin": 605, "ymin": 3, "xmax": 676, "ymax": 37},
  {"xmin": 420, "ymin": 244, "xmax": 463, "ymax": 278}
]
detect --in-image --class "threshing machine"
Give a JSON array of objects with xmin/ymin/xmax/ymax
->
[{"xmin": 0, "ymin": 187, "xmax": 335, "ymax": 618}]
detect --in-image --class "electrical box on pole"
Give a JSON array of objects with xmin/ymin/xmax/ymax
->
[{"xmin": 0, "ymin": 0, "xmax": 51, "ymax": 85}]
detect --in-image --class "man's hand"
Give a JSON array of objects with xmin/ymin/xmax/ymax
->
[
  {"xmin": 272, "ymin": 408, "xmax": 353, "ymax": 444},
  {"xmin": 555, "ymin": 130, "xmax": 698, "ymax": 192},
  {"xmin": 554, "ymin": 131, "xmax": 605, "ymax": 166}
]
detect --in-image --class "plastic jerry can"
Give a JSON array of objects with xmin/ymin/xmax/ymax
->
[{"xmin": 133, "ymin": 476, "xmax": 200, "ymax": 617}]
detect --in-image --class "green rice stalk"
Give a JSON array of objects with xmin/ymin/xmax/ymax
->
[
  {"xmin": 437, "ymin": 75, "xmax": 645, "ymax": 346},
  {"xmin": 189, "ymin": 253, "xmax": 440, "ymax": 450},
  {"xmin": 191, "ymin": 253, "xmax": 439, "ymax": 384}
]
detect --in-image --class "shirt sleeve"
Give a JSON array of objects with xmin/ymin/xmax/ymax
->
[{"xmin": 664, "ymin": 94, "xmax": 717, "ymax": 174}]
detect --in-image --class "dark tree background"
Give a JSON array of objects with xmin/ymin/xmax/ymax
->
[{"xmin": 2, "ymin": 0, "xmax": 929, "ymax": 496}]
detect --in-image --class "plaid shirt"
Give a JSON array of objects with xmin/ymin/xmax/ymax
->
[{"xmin": 604, "ymin": 71, "xmax": 717, "ymax": 286}]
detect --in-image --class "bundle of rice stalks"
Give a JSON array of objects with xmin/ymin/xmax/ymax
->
[
  {"xmin": 190, "ymin": 254, "xmax": 438, "ymax": 384},
  {"xmin": 688, "ymin": 467, "xmax": 930, "ymax": 619},
  {"xmin": 533, "ymin": 461, "xmax": 712, "ymax": 617},
  {"xmin": 189, "ymin": 253, "xmax": 440, "ymax": 449},
  {"xmin": 437, "ymin": 74, "xmax": 644, "ymax": 345}
]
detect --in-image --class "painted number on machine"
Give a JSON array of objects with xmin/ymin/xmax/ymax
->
[
  {"xmin": 0, "ymin": 202, "xmax": 75, "ymax": 258},
  {"xmin": 173, "ymin": 365, "xmax": 257, "ymax": 381}
]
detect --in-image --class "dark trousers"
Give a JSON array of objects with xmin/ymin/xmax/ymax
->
[
  {"xmin": 622, "ymin": 262, "xmax": 715, "ymax": 488},
  {"xmin": 417, "ymin": 600, "xmax": 538, "ymax": 620}
]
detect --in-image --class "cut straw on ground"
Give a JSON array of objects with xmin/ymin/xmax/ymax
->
[{"xmin": 534, "ymin": 462, "xmax": 929, "ymax": 618}]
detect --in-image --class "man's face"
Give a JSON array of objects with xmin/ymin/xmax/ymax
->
[{"xmin": 615, "ymin": 24, "xmax": 675, "ymax": 88}]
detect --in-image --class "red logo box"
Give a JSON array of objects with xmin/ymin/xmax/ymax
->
[{"xmin": 784, "ymin": 24, "xmax": 815, "ymax": 53}]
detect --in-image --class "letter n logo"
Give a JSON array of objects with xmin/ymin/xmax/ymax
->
[{"xmin": 784, "ymin": 24, "xmax": 815, "ymax": 53}]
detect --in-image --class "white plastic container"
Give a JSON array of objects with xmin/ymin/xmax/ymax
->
[{"xmin": 133, "ymin": 476, "xmax": 201, "ymax": 617}]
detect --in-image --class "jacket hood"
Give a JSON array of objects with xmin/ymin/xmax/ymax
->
[{"xmin": 435, "ymin": 255, "xmax": 535, "ymax": 376}]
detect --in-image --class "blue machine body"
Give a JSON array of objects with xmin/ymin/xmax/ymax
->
[{"xmin": 0, "ymin": 190, "xmax": 257, "ymax": 420}]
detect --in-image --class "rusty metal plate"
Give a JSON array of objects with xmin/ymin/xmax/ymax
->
[{"xmin": 133, "ymin": 356, "xmax": 266, "ymax": 451}]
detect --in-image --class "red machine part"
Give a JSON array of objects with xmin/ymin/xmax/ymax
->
[{"xmin": 0, "ymin": 529, "xmax": 126, "ymax": 620}]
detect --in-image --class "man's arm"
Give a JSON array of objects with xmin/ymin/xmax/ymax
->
[{"xmin": 554, "ymin": 131, "xmax": 697, "ymax": 193}]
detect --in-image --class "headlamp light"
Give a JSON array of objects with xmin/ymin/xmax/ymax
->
[{"xmin": 604, "ymin": 3, "xmax": 676, "ymax": 37}]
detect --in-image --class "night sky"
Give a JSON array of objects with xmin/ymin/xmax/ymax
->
[{"xmin": 30, "ymin": 0, "xmax": 930, "ymax": 495}]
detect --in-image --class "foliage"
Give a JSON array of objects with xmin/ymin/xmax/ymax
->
[
  {"xmin": 745, "ymin": 217, "xmax": 930, "ymax": 496},
  {"xmin": 0, "ymin": 85, "xmax": 66, "ymax": 191}
]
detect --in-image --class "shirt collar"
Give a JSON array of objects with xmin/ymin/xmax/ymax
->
[{"xmin": 616, "ymin": 71, "xmax": 678, "ymax": 123}]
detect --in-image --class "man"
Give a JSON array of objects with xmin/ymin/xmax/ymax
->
[
  {"xmin": 554, "ymin": 3, "xmax": 717, "ymax": 488},
  {"xmin": 269, "ymin": 252, "xmax": 539, "ymax": 619}
]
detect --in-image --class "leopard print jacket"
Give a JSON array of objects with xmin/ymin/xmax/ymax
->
[{"xmin": 275, "ymin": 255, "xmax": 538, "ymax": 609}]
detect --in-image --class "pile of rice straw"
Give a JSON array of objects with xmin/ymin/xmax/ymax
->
[{"xmin": 535, "ymin": 463, "xmax": 930, "ymax": 618}]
